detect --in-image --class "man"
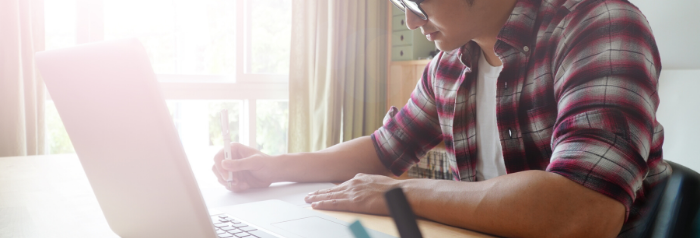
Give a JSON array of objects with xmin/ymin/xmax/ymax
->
[{"xmin": 212, "ymin": 0, "xmax": 670, "ymax": 237}]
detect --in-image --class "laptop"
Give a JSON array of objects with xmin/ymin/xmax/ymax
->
[{"xmin": 35, "ymin": 38, "xmax": 396, "ymax": 238}]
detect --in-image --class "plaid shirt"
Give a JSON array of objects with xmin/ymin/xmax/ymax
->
[{"xmin": 371, "ymin": 0, "xmax": 671, "ymax": 232}]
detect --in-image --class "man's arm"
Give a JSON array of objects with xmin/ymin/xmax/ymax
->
[
  {"xmin": 217, "ymin": 136, "xmax": 392, "ymax": 189},
  {"xmin": 272, "ymin": 136, "xmax": 392, "ymax": 182},
  {"xmin": 306, "ymin": 171, "xmax": 625, "ymax": 238},
  {"xmin": 402, "ymin": 171, "xmax": 625, "ymax": 238}
]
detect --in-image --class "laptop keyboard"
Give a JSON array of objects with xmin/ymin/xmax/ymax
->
[{"xmin": 212, "ymin": 215, "xmax": 277, "ymax": 238}]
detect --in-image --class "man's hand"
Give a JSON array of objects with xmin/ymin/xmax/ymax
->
[
  {"xmin": 304, "ymin": 173, "xmax": 399, "ymax": 215},
  {"xmin": 212, "ymin": 136, "xmax": 389, "ymax": 192},
  {"xmin": 212, "ymin": 143, "xmax": 275, "ymax": 192}
]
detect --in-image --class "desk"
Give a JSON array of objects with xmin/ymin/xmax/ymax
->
[{"xmin": 0, "ymin": 154, "xmax": 493, "ymax": 238}]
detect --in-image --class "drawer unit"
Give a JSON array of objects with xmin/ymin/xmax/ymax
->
[
  {"xmin": 392, "ymin": 46, "xmax": 413, "ymax": 61},
  {"xmin": 390, "ymin": 14, "xmax": 436, "ymax": 61},
  {"xmin": 392, "ymin": 15, "xmax": 407, "ymax": 31},
  {"xmin": 392, "ymin": 4, "xmax": 403, "ymax": 16},
  {"xmin": 392, "ymin": 30, "xmax": 413, "ymax": 46}
]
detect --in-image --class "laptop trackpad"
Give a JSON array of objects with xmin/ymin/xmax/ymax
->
[{"xmin": 272, "ymin": 216, "xmax": 353, "ymax": 238}]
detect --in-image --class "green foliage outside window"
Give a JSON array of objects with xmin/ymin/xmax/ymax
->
[
  {"xmin": 46, "ymin": 101, "xmax": 75, "ymax": 154},
  {"xmin": 209, "ymin": 102, "xmax": 241, "ymax": 146},
  {"xmin": 256, "ymin": 100, "xmax": 288, "ymax": 155},
  {"xmin": 250, "ymin": 0, "xmax": 291, "ymax": 74}
]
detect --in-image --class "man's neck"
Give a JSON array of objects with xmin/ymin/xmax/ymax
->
[
  {"xmin": 473, "ymin": 0, "xmax": 518, "ymax": 67},
  {"xmin": 475, "ymin": 39, "xmax": 502, "ymax": 67}
]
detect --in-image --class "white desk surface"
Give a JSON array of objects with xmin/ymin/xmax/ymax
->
[{"xmin": 0, "ymin": 153, "xmax": 493, "ymax": 238}]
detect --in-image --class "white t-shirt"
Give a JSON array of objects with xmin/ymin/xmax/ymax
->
[{"xmin": 475, "ymin": 52, "xmax": 507, "ymax": 181}]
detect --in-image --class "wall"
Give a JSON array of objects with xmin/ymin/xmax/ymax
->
[
  {"xmin": 628, "ymin": 0, "xmax": 700, "ymax": 69},
  {"xmin": 657, "ymin": 70, "xmax": 700, "ymax": 173}
]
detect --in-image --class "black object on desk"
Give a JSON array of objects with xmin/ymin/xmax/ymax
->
[{"xmin": 384, "ymin": 187, "xmax": 423, "ymax": 238}]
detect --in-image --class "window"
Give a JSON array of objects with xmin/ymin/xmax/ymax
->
[
  {"xmin": 44, "ymin": 0, "xmax": 291, "ymax": 155},
  {"xmin": 248, "ymin": 0, "xmax": 292, "ymax": 74}
]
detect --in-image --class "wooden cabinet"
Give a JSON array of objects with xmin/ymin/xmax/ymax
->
[{"xmin": 386, "ymin": 60, "xmax": 430, "ymax": 110}]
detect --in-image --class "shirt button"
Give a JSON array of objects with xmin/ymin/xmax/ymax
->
[
  {"xmin": 504, "ymin": 82, "xmax": 508, "ymax": 89},
  {"xmin": 508, "ymin": 128, "xmax": 513, "ymax": 138},
  {"xmin": 523, "ymin": 46, "xmax": 530, "ymax": 52}
]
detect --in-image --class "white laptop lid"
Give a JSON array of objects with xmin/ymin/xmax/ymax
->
[{"xmin": 35, "ymin": 38, "xmax": 217, "ymax": 238}]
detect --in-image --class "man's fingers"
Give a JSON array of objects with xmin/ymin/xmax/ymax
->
[
  {"xmin": 211, "ymin": 143, "xmax": 268, "ymax": 193},
  {"xmin": 214, "ymin": 143, "xmax": 261, "ymax": 164},
  {"xmin": 308, "ymin": 185, "xmax": 345, "ymax": 196},
  {"xmin": 234, "ymin": 143, "xmax": 263, "ymax": 158},
  {"xmin": 212, "ymin": 164, "xmax": 237, "ymax": 181},
  {"xmin": 221, "ymin": 157, "xmax": 260, "ymax": 172},
  {"xmin": 216, "ymin": 173, "xmax": 249, "ymax": 191},
  {"xmin": 311, "ymin": 199, "xmax": 353, "ymax": 212},
  {"xmin": 215, "ymin": 172, "xmax": 234, "ymax": 190},
  {"xmin": 230, "ymin": 181, "xmax": 250, "ymax": 192},
  {"xmin": 305, "ymin": 191, "xmax": 344, "ymax": 203},
  {"xmin": 214, "ymin": 165, "xmax": 246, "ymax": 189},
  {"xmin": 212, "ymin": 165, "xmax": 227, "ymax": 181}
]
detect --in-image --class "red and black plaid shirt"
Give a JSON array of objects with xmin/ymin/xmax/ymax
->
[{"xmin": 372, "ymin": 0, "xmax": 671, "ymax": 233}]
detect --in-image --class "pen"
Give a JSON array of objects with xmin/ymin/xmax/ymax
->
[{"xmin": 220, "ymin": 109, "xmax": 234, "ymax": 189}]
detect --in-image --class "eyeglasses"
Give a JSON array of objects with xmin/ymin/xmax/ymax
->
[{"xmin": 389, "ymin": 0, "xmax": 427, "ymax": 20}]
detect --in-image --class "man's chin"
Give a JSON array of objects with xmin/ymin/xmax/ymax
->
[{"xmin": 435, "ymin": 41, "xmax": 462, "ymax": 52}]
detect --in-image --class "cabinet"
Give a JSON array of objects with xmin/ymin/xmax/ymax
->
[
  {"xmin": 390, "ymin": 5, "xmax": 436, "ymax": 61},
  {"xmin": 386, "ymin": 60, "xmax": 430, "ymax": 110}
]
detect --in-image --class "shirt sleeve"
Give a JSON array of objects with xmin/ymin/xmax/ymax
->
[
  {"xmin": 371, "ymin": 56, "xmax": 444, "ymax": 176},
  {"xmin": 546, "ymin": 1, "xmax": 665, "ymax": 220}
]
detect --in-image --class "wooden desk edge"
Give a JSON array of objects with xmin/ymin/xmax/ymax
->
[{"xmin": 314, "ymin": 209, "xmax": 495, "ymax": 238}]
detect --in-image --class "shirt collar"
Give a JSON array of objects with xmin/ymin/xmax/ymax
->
[
  {"xmin": 458, "ymin": 0, "xmax": 540, "ymax": 66},
  {"xmin": 457, "ymin": 41, "xmax": 481, "ymax": 71}
]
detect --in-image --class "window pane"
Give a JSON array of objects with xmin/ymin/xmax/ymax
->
[
  {"xmin": 208, "ymin": 102, "xmax": 241, "ymax": 146},
  {"xmin": 249, "ymin": 0, "xmax": 291, "ymax": 74},
  {"xmin": 44, "ymin": 0, "xmax": 76, "ymax": 50},
  {"xmin": 104, "ymin": 0, "xmax": 236, "ymax": 75},
  {"xmin": 44, "ymin": 0, "xmax": 77, "ymax": 154},
  {"xmin": 45, "ymin": 100, "xmax": 242, "ymax": 155},
  {"xmin": 166, "ymin": 101, "xmax": 241, "ymax": 149},
  {"xmin": 46, "ymin": 101, "xmax": 75, "ymax": 154},
  {"xmin": 256, "ymin": 100, "xmax": 288, "ymax": 155}
]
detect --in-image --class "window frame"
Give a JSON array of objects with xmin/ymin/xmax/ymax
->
[{"xmin": 58, "ymin": 0, "xmax": 291, "ymax": 150}]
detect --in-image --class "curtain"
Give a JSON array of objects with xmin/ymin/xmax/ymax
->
[
  {"xmin": 288, "ymin": 0, "xmax": 387, "ymax": 153},
  {"xmin": 0, "ymin": 0, "xmax": 45, "ymax": 157}
]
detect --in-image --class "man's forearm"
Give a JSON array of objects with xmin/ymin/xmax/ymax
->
[
  {"xmin": 271, "ymin": 136, "xmax": 391, "ymax": 183},
  {"xmin": 401, "ymin": 171, "xmax": 625, "ymax": 238}
]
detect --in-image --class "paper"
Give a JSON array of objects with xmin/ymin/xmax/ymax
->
[{"xmin": 201, "ymin": 182, "xmax": 336, "ymax": 208}]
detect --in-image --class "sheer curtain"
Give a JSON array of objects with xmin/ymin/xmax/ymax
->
[
  {"xmin": 0, "ymin": 0, "xmax": 45, "ymax": 157},
  {"xmin": 288, "ymin": 0, "xmax": 387, "ymax": 153}
]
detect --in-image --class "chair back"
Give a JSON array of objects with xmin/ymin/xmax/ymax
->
[{"xmin": 651, "ymin": 161, "xmax": 700, "ymax": 238}]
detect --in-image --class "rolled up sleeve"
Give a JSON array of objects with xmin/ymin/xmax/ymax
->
[{"xmin": 372, "ymin": 60, "xmax": 444, "ymax": 176}]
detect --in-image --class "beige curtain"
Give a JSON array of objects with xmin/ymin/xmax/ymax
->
[
  {"xmin": 0, "ymin": 0, "xmax": 45, "ymax": 157},
  {"xmin": 288, "ymin": 0, "xmax": 387, "ymax": 153}
]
